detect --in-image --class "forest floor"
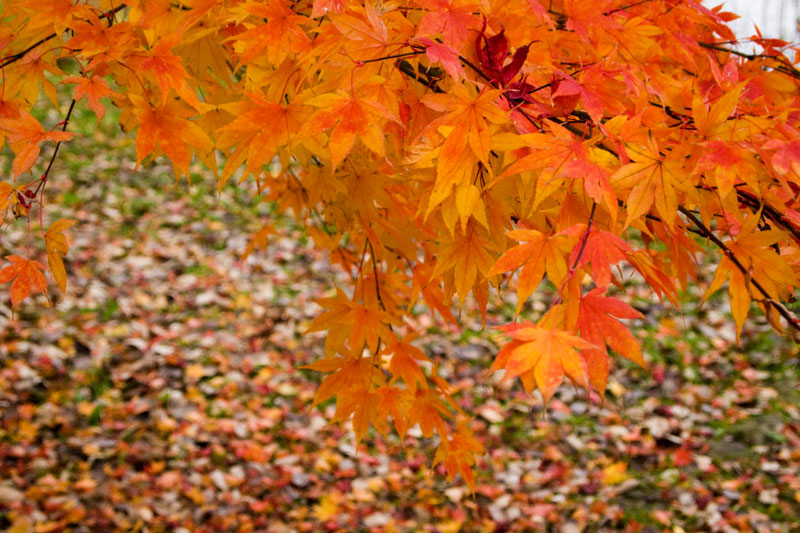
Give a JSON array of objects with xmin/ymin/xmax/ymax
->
[{"xmin": 0, "ymin": 104, "xmax": 799, "ymax": 533}]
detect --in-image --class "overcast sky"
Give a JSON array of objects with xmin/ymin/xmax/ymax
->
[{"xmin": 708, "ymin": 0, "xmax": 800, "ymax": 41}]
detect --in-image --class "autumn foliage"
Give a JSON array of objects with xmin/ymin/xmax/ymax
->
[{"xmin": 2, "ymin": 0, "xmax": 800, "ymax": 488}]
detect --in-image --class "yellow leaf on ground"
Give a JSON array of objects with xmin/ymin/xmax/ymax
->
[{"xmin": 602, "ymin": 461, "xmax": 628, "ymax": 485}]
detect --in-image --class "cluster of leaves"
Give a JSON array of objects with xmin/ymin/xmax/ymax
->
[{"xmin": 2, "ymin": 0, "xmax": 800, "ymax": 487}]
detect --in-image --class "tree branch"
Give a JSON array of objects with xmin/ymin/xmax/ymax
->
[
  {"xmin": 678, "ymin": 206, "xmax": 800, "ymax": 332},
  {"xmin": 0, "ymin": 5, "xmax": 127, "ymax": 69}
]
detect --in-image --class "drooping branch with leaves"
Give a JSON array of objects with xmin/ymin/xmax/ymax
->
[{"xmin": 1, "ymin": 0, "xmax": 800, "ymax": 488}]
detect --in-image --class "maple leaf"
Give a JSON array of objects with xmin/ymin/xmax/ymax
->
[
  {"xmin": 332, "ymin": 387, "xmax": 381, "ymax": 444},
  {"xmin": 407, "ymin": 387, "xmax": 452, "ymax": 438},
  {"xmin": 527, "ymin": 0, "xmax": 554, "ymax": 26},
  {"xmin": 230, "ymin": 0, "xmax": 311, "ymax": 65},
  {"xmin": 304, "ymin": 354, "xmax": 387, "ymax": 443},
  {"xmin": 702, "ymin": 215, "xmax": 798, "ymax": 338},
  {"xmin": 3, "ymin": 45, "xmax": 64, "ymax": 108},
  {"xmin": 627, "ymin": 250, "xmax": 680, "ymax": 307},
  {"xmin": 0, "ymin": 255, "xmax": 48, "ymax": 307},
  {"xmin": 475, "ymin": 21, "xmax": 529, "ymax": 85},
  {"xmin": 568, "ymin": 228, "xmax": 632, "ymax": 288},
  {"xmin": 384, "ymin": 336, "xmax": 431, "ymax": 392},
  {"xmin": 45, "ymin": 219, "xmax": 76, "ymax": 294},
  {"xmin": 549, "ymin": 76, "xmax": 581, "ymax": 116},
  {"xmin": 493, "ymin": 125, "xmax": 598, "ymax": 211},
  {"xmin": 217, "ymin": 91, "xmax": 313, "ymax": 187},
  {"xmin": 418, "ymin": 38, "xmax": 465, "ymax": 81},
  {"xmin": 307, "ymin": 288, "xmax": 399, "ymax": 354},
  {"xmin": 489, "ymin": 228, "xmax": 575, "ymax": 314},
  {"xmin": 328, "ymin": 2, "xmax": 396, "ymax": 60},
  {"xmin": 174, "ymin": 23, "xmax": 232, "ymax": 84},
  {"xmin": 692, "ymin": 84, "xmax": 745, "ymax": 139},
  {"xmin": 66, "ymin": 13, "xmax": 136, "ymax": 66},
  {"xmin": 550, "ymin": 72, "xmax": 604, "ymax": 122},
  {"xmin": 611, "ymin": 135, "xmax": 691, "ymax": 229},
  {"xmin": 304, "ymin": 355, "xmax": 383, "ymax": 407},
  {"xmin": 312, "ymin": 0, "xmax": 345, "ymax": 18},
  {"xmin": 130, "ymin": 95, "xmax": 213, "ymax": 178},
  {"xmin": 241, "ymin": 223, "xmax": 275, "ymax": 261},
  {"xmin": 695, "ymin": 140, "xmax": 756, "ymax": 199},
  {"xmin": 576, "ymin": 288, "xmax": 645, "ymax": 395},
  {"xmin": 409, "ymin": 263, "xmax": 457, "ymax": 324},
  {"xmin": 415, "ymin": 0, "xmax": 480, "ymax": 49},
  {"xmin": 140, "ymin": 34, "xmax": 205, "ymax": 110},
  {"xmin": 12, "ymin": 0, "xmax": 91, "ymax": 35},
  {"xmin": 492, "ymin": 322, "xmax": 596, "ymax": 403},
  {"xmin": 422, "ymin": 83, "xmax": 507, "ymax": 207},
  {"xmin": 434, "ymin": 423, "xmax": 484, "ymax": 491},
  {"xmin": 432, "ymin": 222, "xmax": 495, "ymax": 305},
  {"xmin": 63, "ymin": 74, "xmax": 113, "ymax": 124},
  {"xmin": 0, "ymin": 109, "xmax": 75, "ymax": 177},
  {"xmin": 301, "ymin": 90, "xmax": 400, "ymax": 169},
  {"xmin": 374, "ymin": 385, "xmax": 413, "ymax": 437},
  {"xmin": 0, "ymin": 182, "xmax": 15, "ymax": 213}
]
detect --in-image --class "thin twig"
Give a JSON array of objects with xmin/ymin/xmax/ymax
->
[
  {"xmin": 603, "ymin": 0, "xmax": 654, "ymax": 16},
  {"xmin": 678, "ymin": 206, "xmax": 800, "ymax": 331},
  {"xmin": 570, "ymin": 202, "xmax": 597, "ymax": 271},
  {"xmin": 358, "ymin": 50, "xmax": 425, "ymax": 65},
  {"xmin": 34, "ymin": 99, "xmax": 77, "ymax": 196},
  {"xmin": 698, "ymin": 42, "xmax": 800, "ymax": 79},
  {"xmin": 0, "ymin": 5, "xmax": 127, "ymax": 69},
  {"xmin": 366, "ymin": 239, "xmax": 387, "ymax": 312}
]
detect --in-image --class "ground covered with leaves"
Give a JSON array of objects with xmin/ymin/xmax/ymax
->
[{"xmin": 1, "ymin": 107, "xmax": 799, "ymax": 533}]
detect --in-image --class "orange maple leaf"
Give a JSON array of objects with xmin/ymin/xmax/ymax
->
[
  {"xmin": 568, "ymin": 228, "xmax": 632, "ymax": 288},
  {"xmin": 63, "ymin": 74, "xmax": 113, "ymax": 124},
  {"xmin": 311, "ymin": 0, "xmax": 344, "ymax": 18},
  {"xmin": 66, "ymin": 13, "xmax": 136, "ymax": 66},
  {"xmin": 703, "ymin": 214, "xmax": 798, "ymax": 338},
  {"xmin": 576, "ymin": 288, "xmax": 645, "ymax": 395},
  {"xmin": 418, "ymin": 38, "xmax": 465, "ymax": 80},
  {"xmin": 0, "ymin": 255, "xmax": 48, "ymax": 307},
  {"xmin": 0, "ymin": 109, "xmax": 75, "ymax": 177},
  {"xmin": 611, "ymin": 135, "xmax": 691, "ymax": 229},
  {"xmin": 432, "ymin": 222, "xmax": 495, "ymax": 305},
  {"xmin": 384, "ymin": 336, "xmax": 431, "ymax": 392},
  {"xmin": 329, "ymin": 2, "xmax": 393, "ymax": 60},
  {"xmin": 301, "ymin": 90, "xmax": 400, "ymax": 169},
  {"xmin": 307, "ymin": 288, "xmax": 400, "ymax": 354},
  {"xmin": 490, "ymin": 228, "xmax": 574, "ymax": 314},
  {"xmin": 130, "ymin": 95, "xmax": 213, "ymax": 178},
  {"xmin": 416, "ymin": 0, "xmax": 480, "ymax": 49},
  {"xmin": 230, "ymin": 0, "xmax": 311, "ymax": 65},
  {"xmin": 217, "ymin": 91, "xmax": 313, "ymax": 187},
  {"xmin": 434, "ymin": 422, "xmax": 484, "ymax": 491},
  {"xmin": 140, "ymin": 34, "xmax": 204, "ymax": 110},
  {"xmin": 492, "ymin": 322, "xmax": 596, "ymax": 403},
  {"xmin": 303, "ymin": 354, "xmax": 387, "ymax": 443}
]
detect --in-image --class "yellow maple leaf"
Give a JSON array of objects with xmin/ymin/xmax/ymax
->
[
  {"xmin": 45, "ymin": 219, "xmax": 76, "ymax": 294},
  {"xmin": 492, "ymin": 322, "xmax": 596, "ymax": 403},
  {"xmin": 489, "ymin": 228, "xmax": 575, "ymax": 315}
]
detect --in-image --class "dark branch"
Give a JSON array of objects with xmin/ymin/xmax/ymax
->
[
  {"xmin": 678, "ymin": 206, "xmax": 800, "ymax": 332},
  {"xmin": 0, "ymin": 5, "xmax": 127, "ymax": 69}
]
